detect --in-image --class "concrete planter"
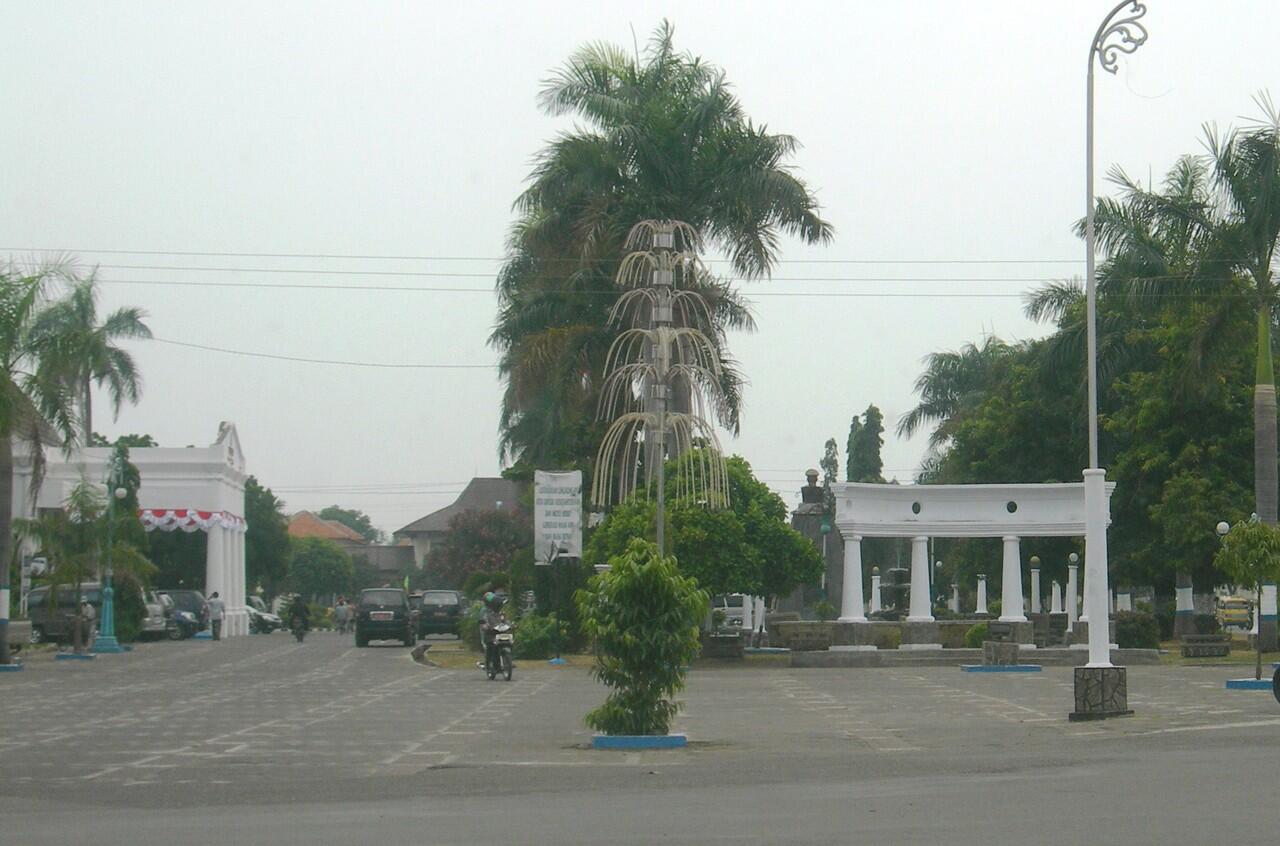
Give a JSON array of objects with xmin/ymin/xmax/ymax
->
[
  {"xmin": 593, "ymin": 734, "xmax": 688, "ymax": 749},
  {"xmin": 700, "ymin": 632, "xmax": 744, "ymax": 660}
]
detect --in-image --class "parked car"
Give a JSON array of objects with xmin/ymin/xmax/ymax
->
[
  {"xmin": 246, "ymin": 595, "xmax": 283, "ymax": 634},
  {"xmin": 158, "ymin": 589, "xmax": 210, "ymax": 635},
  {"xmin": 141, "ymin": 590, "xmax": 170, "ymax": 639},
  {"xmin": 354, "ymin": 588, "xmax": 415, "ymax": 647},
  {"xmin": 25, "ymin": 583, "xmax": 102, "ymax": 644},
  {"xmin": 416, "ymin": 590, "xmax": 463, "ymax": 637},
  {"xmin": 1217, "ymin": 596, "xmax": 1253, "ymax": 630},
  {"xmin": 710, "ymin": 593, "xmax": 749, "ymax": 630}
]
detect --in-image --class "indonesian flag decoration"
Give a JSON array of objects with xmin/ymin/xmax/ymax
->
[{"xmin": 138, "ymin": 509, "xmax": 248, "ymax": 534}]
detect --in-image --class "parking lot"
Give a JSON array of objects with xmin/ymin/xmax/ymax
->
[{"xmin": 2, "ymin": 633, "xmax": 1277, "ymax": 844}]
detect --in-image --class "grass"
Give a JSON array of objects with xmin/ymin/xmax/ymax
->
[{"xmin": 1157, "ymin": 637, "xmax": 1280, "ymax": 667}]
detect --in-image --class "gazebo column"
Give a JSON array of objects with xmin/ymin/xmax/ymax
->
[
  {"xmin": 230, "ymin": 528, "xmax": 248, "ymax": 636},
  {"xmin": 976, "ymin": 575, "xmax": 988, "ymax": 615},
  {"xmin": 837, "ymin": 534, "xmax": 866, "ymax": 622},
  {"xmin": 869, "ymin": 569, "xmax": 882, "ymax": 614},
  {"xmin": 950, "ymin": 583, "xmax": 960, "ymax": 614},
  {"xmin": 1067, "ymin": 561, "xmax": 1080, "ymax": 631},
  {"xmin": 1050, "ymin": 581, "xmax": 1063, "ymax": 614},
  {"xmin": 205, "ymin": 526, "xmax": 227, "ymax": 620},
  {"xmin": 907, "ymin": 537, "xmax": 933, "ymax": 622},
  {"xmin": 1030, "ymin": 566, "xmax": 1042, "ymax": 614},
  {"xmin": 999, "ymin": 536, "xmax": 1027, "ymax": 622}
]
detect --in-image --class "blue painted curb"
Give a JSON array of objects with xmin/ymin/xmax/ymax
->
[
  {"xmin": 547, "ymin": 657, "xmax": 567, "ymax": 665},
  {"xmin": 193, "ymin": 631, "xmax": 213, "ymax": 640},
  {"xmin": 55, "ymin": 653, "xmax": 96, "ymax": 661},
  {"xmin": 0, "ymin": 663, "xmax": 23, "ymax": 672},
  {"xmin": 592, "ymin": 734, "xmax": 688, "ymax": 750},
  {"xmin": 1225, "ymin": 678, "xmax": 1272, "ymax": 690},
  {"xmin": 961, "ymin": 664, "xmax": 1042, "ymax": 673},
  {"xmin": 745, "ymin": 647, "xmax": 790, "ymax": 654}
]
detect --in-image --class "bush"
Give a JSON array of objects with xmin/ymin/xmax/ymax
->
[
  {"xmin": 987, "ymin": 599, "xmax": 1002, "ymax": 617},
  {"xmin": 812, "ymin": 600, "xmax": 837, "ymax": 621},
  {"xmin": 1153, "ymin": 597, "xmax": 1175, "ymax": 640},
  {"xmin": 964, "ymin": 622, "xmax": 990, "ymax": 648},
  {"xmin": 513, "ymin": 613, "xmax": 560, "ymax": 659},
  {"xmin": 457, "ymin": 600, "xmax": 484, "ymax": 651},
  {"xmin": 307, "ymin": 603, "xmax": 333, "ymax": 629},
  {"xmin": 1195, "ymin": 613, "xmax": 1222, "ymax": 635},
  {"xmin": 1114, "ymin": 610, "xmax": 1160, "ymax": 649},
  {"xmin": 577, "ymin": 538, "xmax": 709, "ymax": 736}
]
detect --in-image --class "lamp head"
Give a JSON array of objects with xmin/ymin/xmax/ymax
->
[
  {"xmin": 1216, "ymin": 521, "xmax": 1231, "ymax": 537},
  {"xmin": 1068, "ymin": 552, "xmax": 1079, "ymax": 564},
  {"xmin": 113, "ymin": 487, "xmax": 128, "ymax": 500}
]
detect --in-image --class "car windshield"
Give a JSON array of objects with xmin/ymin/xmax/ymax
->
[
  {"xmin": 361, "ymin": 590, "xmax": 404, "ymax": 607},
  {"xmin": 422, "ymin": 591, "xmax": 459, "ymax": 606},
  {"xmin": 164, "ymin": 592, "xmax": 206, "ymax": 613}
]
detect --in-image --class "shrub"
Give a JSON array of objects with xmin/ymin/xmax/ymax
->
[
  {"xmin": 457, "ymin": 601, "xmax": 484, "ymax": 651},
  {"xmin": 1194, "ymin": 613, "xmax": 1221, "ymax": 635},
  {"xmin": 1114, "ymin": 610, "xmax": 1160, "ymax": 649},
  {"xmin": 987, "ymin": 599, "xmax": 1002, "ymax": 617},
  {"xmin": 576, "ymin": 538, "xmax": 709, "ymax": 736},
  {"xmin": 513, "ymin": 613, "xmax": 560, "ymax": 659},
  {"xmin": 812, "ymin": 600, "xmax": 838, "ymax": 621},
  {"xmin": 964, "ymin": 622, "xmax": 990, "ymax": 648},
  {"xmin": 307, "ymin": 603, "xmax": 333, "ymax": 628}
]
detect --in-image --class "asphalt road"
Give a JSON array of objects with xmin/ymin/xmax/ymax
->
[{"xmin": 2, "ymin": 633, "xmax": 1277, "ymax": 845}]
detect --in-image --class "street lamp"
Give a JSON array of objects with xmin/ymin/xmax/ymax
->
[{"xmin": 93, "ymin": 447, "xmax": 130, "ymax": 654}]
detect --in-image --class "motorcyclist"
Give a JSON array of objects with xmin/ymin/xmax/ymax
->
[
  {"xmin": 287, "ymin": 595, "xmax": 311, "ymax": 633},
  {"xmin": 478, "ymin": 592, "xmax": 507, "ymax": 668}
]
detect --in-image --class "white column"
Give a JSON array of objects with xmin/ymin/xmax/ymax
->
[
  {"xmin": 976, "ymin": 575, "xmax": 988, "ymax": 615},
  {"xmin": 742, "ymin": 595, "xmax": 754, "ymax": 633},
  {"xmin": 999, "ymin": 536, "xmax": 1026, "ymax": 622},
  {"xmin": 1175, "ymin": 582, "xmax": 1195, "ymax": 623},
  {"xmin": 1116, "ymin": 591, "xmax": 1132, "ymax": 612},
  {"xmin": 950, "ymin": 583, "xmax": 960, "ymax": 614},
  {"xmin": 754, "ymin": 596, "xmax": 767, "ymax": 636},
  {"xmin": 233, "ymin": 529, "xmax": 248, "ymax": 635},
  {"xmin": 1262, "ymin": 584, "xmax": 1278, "ymax": 623},
  {"xmin": 205, "ymin": 526, "xmax": 226, "ymax": 612},
  {"xmin": 869, "ymin": 571, "xmax": 881, "ymax": 614},
  {"xmin": 1067, "ymin": 562, "xmax": 1080, "ymax": 627},
  {"xmin": 907, "ymin": 536, "xmax": 933, "ymax": 622},
  {"xmin": 1030, "ymin": 568, "xmax": 1042, "ymax": 614},
  {"xmin": 1083, "ymin": 468, "xmax": 1112, "ymax": 667},
  {"xmin": 838, "ymin": 534, "xmax": 866, "ymax": 622},
  {"xmin": 1050, "ymin": 582, "xmax": 1063, "ymax": 614}
]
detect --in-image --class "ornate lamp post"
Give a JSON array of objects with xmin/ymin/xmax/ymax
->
[
  {"xmin": 1073, "ymin": 1, "xmax": 1148, "ymax": 720},
  {"xmin": 92, "ymin": 447, "xmax": 130, "ymax": 654}
]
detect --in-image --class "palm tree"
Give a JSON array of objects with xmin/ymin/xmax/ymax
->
[
  {"xmin": 896, "ymin": 336, "xmax": 1020, "ymax": 449},
  {"xmin": 0, "ymin": 263, "xmax": 79, "ymax": 664},
  {"xmin": 493, "ymin": 21, "xmax": 832, "ymax": 469},
  {"xmin": 27, "ymin": 271, "xmax": 151, "ymax": 447}
]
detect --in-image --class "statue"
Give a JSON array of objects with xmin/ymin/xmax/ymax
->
[{"xmin": 800, "ymin": 469, "xmax": 824, "ymax": 505}]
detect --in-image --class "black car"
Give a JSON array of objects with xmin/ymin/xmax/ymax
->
[
  {"xmin": 416, "ymin": 590, "xmax": 463, "ymax": 637},
  {"xmin": 159, "ymin": 589, "xmax": 210, "ymax": 635},
  {"xmin": 355, "ymin": 588, "xmax": 414, "ymax": 647}
]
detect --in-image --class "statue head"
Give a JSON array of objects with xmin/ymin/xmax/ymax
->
[{"xmin": 805, "ymin": 468, "xmax": 819, "ymax": 486}]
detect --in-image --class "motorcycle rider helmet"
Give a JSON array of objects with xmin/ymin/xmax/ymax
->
[{"xmin": 483, "ymin": 591, "xmax": 503, "ymax": 611}]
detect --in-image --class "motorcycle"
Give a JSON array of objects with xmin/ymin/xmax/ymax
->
[
  {"xmin": 291, "ymin": 618, "xmax": 307, "ymax": 643},
  {"xmin": 167, "ymin": 610, "xmax": 200, "ymax": 640},
  {"xmin": 484, "ymin": 621, "xmax": 514, "ymax": 681}
]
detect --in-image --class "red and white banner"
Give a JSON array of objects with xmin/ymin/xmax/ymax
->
[{"xmin": 138, "ymin": 509, "xmax": 247, "ymax": 534}]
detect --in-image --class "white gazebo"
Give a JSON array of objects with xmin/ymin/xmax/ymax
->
[{"xmin": 12, "ymin": 422, "xmax": 250, "ymax": 636}]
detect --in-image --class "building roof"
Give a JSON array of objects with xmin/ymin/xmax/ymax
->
[
  {"xmin": 288, "ymin": 511, "xmax": 367, "ymax": 542},
  {"xmin": 395, "ymin": 477, "xmax": 525, "ymax": 536}
]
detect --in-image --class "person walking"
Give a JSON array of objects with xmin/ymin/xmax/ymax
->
[{"xmin": 207, "ymin": 591, "xmax": 226, "ymax": 641}]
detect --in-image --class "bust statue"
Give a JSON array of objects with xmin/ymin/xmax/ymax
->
[{"xmin": 800, "ymin": 468, "xmax": 824, "ymax": 505}]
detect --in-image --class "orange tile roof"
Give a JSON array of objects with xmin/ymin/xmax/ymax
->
[{"xmin": 287, "ymin": 511, "xmax": 366, "ymax": 542}]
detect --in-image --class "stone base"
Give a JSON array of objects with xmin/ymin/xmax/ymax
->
[
  {"xmin": 900, "ymin": 620, "xmax": 940, "ymax": 648},
  {"xmin": 984, "ymin": 641, "xmax": 1020, "ymax": 666},
  {"xmin": 992, "ymin": 619, "xmax": 1035, "ymax": 646},
  {"xmin": 831, "ymin": 621, "xmax": 876, "ymax": 649},
  {"xmin": 1069, "ymin": 619, "xmax": 1117, "ymax": 647},
  {"xmin": 899, "ymin": 642, "xmax": 943, "ymax": 651},
  {"xmin": 1070, "ymin": 666, "xmax": 1133, "ymax": 721},
  {"xmin": 830, "ymin": 644, "xmax": 877, "ymax": 652}
]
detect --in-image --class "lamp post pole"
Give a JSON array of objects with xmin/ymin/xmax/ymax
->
[{"xmin": 93, "ymin": 448, "xmax": 129, "ymax": 654}]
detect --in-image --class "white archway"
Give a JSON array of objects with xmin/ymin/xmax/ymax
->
[{"xmin": 13, "ymin": 422, "xmax": 250, "ymax": 636}]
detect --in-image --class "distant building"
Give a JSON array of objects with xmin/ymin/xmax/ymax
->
[
  {"xmin": 394, "ymin": 477, "xmax": 526, "ymax": 569},
  {"xmin": 287, "ymin": 510, "xmax": 413, "ymax": 579}
]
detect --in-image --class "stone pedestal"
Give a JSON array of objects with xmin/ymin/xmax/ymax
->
[
  {"xmin": 899, "ymin": 620, "xmax": 941, "ymax": 650},
  {"xmin": 984, "ymin": 641, "xmax": 1020, "ymax": 665},
  {"xmin": 1070, "ymin": 666, "xmax": 1133, "ymax": 721},
  {"xmin": 1068, "ymin": 619, "xmax": 1117, "ymax": 650},
  {"xmin": 830, "ymin": 621, "xmax": 877, "ymax": 651}
]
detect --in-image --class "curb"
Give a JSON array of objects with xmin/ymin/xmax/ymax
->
[
  {"xmin": 1224, "ymin": 678, "xmax": 1272, "ymax": 690},
  {"xmin": 960, "ymin": 664, "xmax": 1042, "ymax": 673},
  {"xmin": 0, "ymin": 663, "xmax": 23, "ymax": 672},
  {"xmin": 592, "ymin": 734, "xmax": 688, "ymax": 750}
]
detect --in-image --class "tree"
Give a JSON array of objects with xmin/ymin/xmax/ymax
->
[
  {"xmin": 89, "ymin": 432, "xmax": 157, "ymax": 448},
  {"xmin": 286, "ymin": 538, "xmax": 354, "ymax": 600},
  {"xmin": 1, "ymin": 263, "xmax": 78, "ymax": 664},
  {"xmin": 492, "ymin": 21, "xmax": 832, "ymax": 468},
  {"xmin": 576, "ymin": 538, "xmax": 708, "ymax": 736},
  {"xmin": 898, "ymin": 339, "xmax": 1019, "ymax": 450},
  {"xmin": 585, "ymin": 454, "xmax": 822, "ymax": 599},
  {"xmin": 245, "ymin": 477, "xmax": 291, "ymax": 597},
  {"xmin": 317, "ymin": 505, "xmax": 383, "ymax": 544},
  {"xmin": 426, "ymin": 509, "xmax": 532, "ymax": 591},
  {"xmin": 849, "ymin": 404, "xmax": 886, "ymax": 483},
  {"xmin": 27, "ymin": 271, "xmax": 151, "ymax": 447},
  {"xmin": 819, "ymin": 438, "xmax": 839, "ymax": 513},
  {"xmin": 845, "ymin": 415, "xmax": 862, "ymax": 482},
  {"xmin": 1214, "ymin": 515, "xmax": 1280, "ymax": 680}
]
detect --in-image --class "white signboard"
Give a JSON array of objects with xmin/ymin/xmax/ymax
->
[{"xmin": 535, "ymin": 470, "xmax": 583, "ymax": 561}]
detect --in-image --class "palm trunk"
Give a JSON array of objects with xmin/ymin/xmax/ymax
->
[
  {"xmin": 82, "ymin": 376, "xmax": 92, "ymax": 448},
  {"xmin": 1254, "ymin": 309, "xmax": 1277, "ymax": 525},
  {"xmin": 0, "ymin": 435, "xmax": 12, "ymax": 664}
]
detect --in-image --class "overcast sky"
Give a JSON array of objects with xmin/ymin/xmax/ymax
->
[{"xmin": 3, "ymin": 1, "xmax": 1278, "ymax": 535}]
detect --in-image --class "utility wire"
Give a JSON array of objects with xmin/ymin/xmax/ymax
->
[{"xmin": 153, "ymin": 337, "xmax": 497, "ymax": 369}]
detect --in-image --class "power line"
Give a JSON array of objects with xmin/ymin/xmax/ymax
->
[
  {"xmin": 153, "ymin": 338, "xmax": 497, "ymax": 369},
  {"xmin": 3, "ymin": 246, "xmax": 1087, "ymax": 264}
]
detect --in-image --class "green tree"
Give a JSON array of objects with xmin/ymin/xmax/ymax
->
[
  {"xmin": 317, "ymin": 505, "xmax": 383, "ymax": 544},
  {"xmin": 576, "ymin": 538, "xmax": 708, "ymax": 736},
  {"xmin": 898, "ymin": 339, "xmax": 1019, "ymax": 450},
  {"xmin": 0, "ymin": 263, "xmax": 78, "ymax": 664},
  {"xmin": 492, "ymin": 21, "xmax": 832, "ymax": 468},
  {"xmin": 245, "ymin": 477, "xmax": 291, "ymax": 597},
  {"xmin": 1214, "ymin": 515, "xmax": 1280, "ymax": 679},
  {"xmin": 426, "ymin": 509, "xmax": 532, "ymax": 590},
  {"xmin": 89, "ymin": 432, "xmax": 157, "ymax": 448},
  {"xmin": 845, "ymin": 415, "xmax": 862, "ymax": 482},
  {"xmin": 849, "ymin": 404, "xmax": 886, "ymax": 483},
  {"xmin": 27, "ymin": 271, "xmax": 151, "ymax": 447},
  {"xmin": 585, "ymin": 454, "xmax": 822, "ymax": 599},
  {"xmin": 819, "ymin": 437, "xmax": 839, "ymax": 513},
  {"xmin": 286, "ymin": 538, "xmax": 354, "ymax": 600}
]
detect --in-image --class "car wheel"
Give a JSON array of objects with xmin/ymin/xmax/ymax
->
[{"xmin": 29, "ymin": 626, "xmax": 44, "ymax": 644}]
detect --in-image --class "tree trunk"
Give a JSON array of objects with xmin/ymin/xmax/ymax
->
[
  {"xmin": 82, "ymin": 376, "xmax": 92, "ymax": 448},
  {"xmin": 1257, "ymin": 584, "xmax": 1264, "ymax": 682},
  {"xmin": 0, "ymin": 436, "xmax": 12, "ymax": 664},
  {"xmin": 1254, "ymin": 309, "xmax": 1277, "ymax": 525}
]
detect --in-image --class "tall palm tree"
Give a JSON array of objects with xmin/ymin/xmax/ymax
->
[
  {"xmin": 27, "ymin": 271, "xmax": 152, "ymax": 447},
  {"xmin": 896, "ymin": 336, "xmax": 1020, "ymax": 449},
  {"xmin": 493, "ymin": 21, "xmax": 832, "ymax": 469},
  {"xmin": 0, "ymin": 263, "xmax": 79, "ymax": 663}
]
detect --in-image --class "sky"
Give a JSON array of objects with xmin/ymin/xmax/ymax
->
[{"xmin": 3, "ymin": 1, "xmax": 1278, "ymax": 536}]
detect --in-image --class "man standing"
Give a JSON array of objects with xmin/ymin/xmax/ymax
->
[{"xmin": 207, "ymin": 591, "xmax": 226, "ymax": 641}]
